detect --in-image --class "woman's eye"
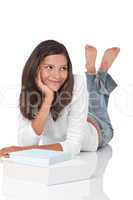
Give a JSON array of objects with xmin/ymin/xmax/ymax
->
[
  {"xmin": 61, "ymin": 66, "xmax": 68, "ymax": 71},
  {"xmin": 46, "ymin": 65, "xmax": 53, "ymax": 70}
]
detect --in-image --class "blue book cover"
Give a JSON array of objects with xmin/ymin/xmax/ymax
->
[{"xmin": 7, "ymin": 149, "xmax": 73, "ymax": 167}]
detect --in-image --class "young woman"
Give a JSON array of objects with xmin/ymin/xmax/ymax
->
[{"xmin": 0, "ymin": 40, "xmax": 120, "ymax": 157}]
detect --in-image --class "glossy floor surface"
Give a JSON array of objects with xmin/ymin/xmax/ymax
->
[{"xmin": 0, "ymin": 134, "xmax": 132, "ymax": 200}]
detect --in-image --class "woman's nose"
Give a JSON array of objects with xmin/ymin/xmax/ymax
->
[{"xmin": 52, "ymin": 69, "xmax": 61, "ymax": 79}]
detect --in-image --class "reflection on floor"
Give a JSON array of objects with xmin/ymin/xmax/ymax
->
[{"xmin": 1, "ymin": 145, "xmax": 112, "ymax": 200}]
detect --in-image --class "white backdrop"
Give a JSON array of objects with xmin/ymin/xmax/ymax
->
[
  {"xmin": 0, "ymin": 0, "xmax": 133, "ymax": 199},
  {"xmin": 0, "ymin": 0, "xmax": 132, "ymax": 146}
]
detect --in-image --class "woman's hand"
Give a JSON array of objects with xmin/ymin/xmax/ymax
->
[
  {"xmin": 35, "ymin": 69, "xmax": 54, "ymax": 103},
  {"xmin": 0, "ymin": 146, "xmax": 24, "ymax": 158}
]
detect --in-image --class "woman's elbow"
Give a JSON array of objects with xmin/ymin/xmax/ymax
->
[{"xmin": 60, "ymin": 141, "xmax": 81, "ymax": 156}]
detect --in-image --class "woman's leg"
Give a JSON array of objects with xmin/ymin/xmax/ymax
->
[
  {"xmin": 86, "ymin": 71, "xmax": 117, "ymax": 124},
  {"xmin": 85, "ymin": 45, "xmax": 120, "ymax": 148}
]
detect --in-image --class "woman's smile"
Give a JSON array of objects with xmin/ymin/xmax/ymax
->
[
  {"xmin": 49, "ymin": 80, "xmax": 61, "ymax": 83},
  {"xmin": 47, "ymin": 79, "xmax": 62, "ymax": 85},
  {"xmin": 45, "ymin": 79, "xmax": 63, "ymax": 91}
]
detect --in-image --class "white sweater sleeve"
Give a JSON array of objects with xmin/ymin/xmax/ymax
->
[
  {"xmin": 17, "ymin": 112, "xmax": 41, "ymax": 146},
  {"xmin": 60, "ymin": 74, "xmax": 89, "ymax": 155}
]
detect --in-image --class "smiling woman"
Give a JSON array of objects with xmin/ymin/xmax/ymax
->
[
  {"xmin": 0, "ymin": 40, "xmax": 120, "ymax": 157},
  {"xmin": 20, "ymin": 40, "xmax": 74, "ymax": 122}
]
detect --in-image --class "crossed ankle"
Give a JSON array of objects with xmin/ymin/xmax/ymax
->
[
  {"xmin": 87, "ymin": 72, "xmax": 96, "ymax": 75},
  {"xmin": 86, "ymin": 67, "xmax": 96, "ymax": 75}
]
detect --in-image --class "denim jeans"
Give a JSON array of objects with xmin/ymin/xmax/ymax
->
[{"xmin": 85, "ymin": 70, "xmax": 118, "ymax": 148}]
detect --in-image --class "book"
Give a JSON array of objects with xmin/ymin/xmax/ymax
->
[{"xmin": 4, "ymin": 149, "xmax": 73, "ymax": 167}]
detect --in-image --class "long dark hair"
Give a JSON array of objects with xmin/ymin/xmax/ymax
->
[{"xmin": 19, "ymin": 40, "xmax": 74, "ymax": 121}]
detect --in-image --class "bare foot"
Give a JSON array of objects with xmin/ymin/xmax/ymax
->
[
  {"xmin": 85, "ymin": 44, "xmax": 97, "ymax": 74},
  {"xmin": 99, "ymin": 47, "xmax": 120, "ymax": 72}
]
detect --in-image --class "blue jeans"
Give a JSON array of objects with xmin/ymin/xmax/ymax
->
[{"xmin": 85, "ymin": 70, "xmax": 117, "ymax": 148}]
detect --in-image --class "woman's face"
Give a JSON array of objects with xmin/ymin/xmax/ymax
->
[{"xmin": 38, "ymin": 54, "xmax": 68, "ymax": 91}]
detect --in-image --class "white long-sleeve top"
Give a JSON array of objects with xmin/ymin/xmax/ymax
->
[{"xmin": 17, "ymin": 74, "xmax": 98, "ymax": 155}]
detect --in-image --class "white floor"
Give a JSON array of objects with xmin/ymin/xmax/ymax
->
[{"xmin": 0, "ymin": 125, "xmax": 133, "ymax": 200}]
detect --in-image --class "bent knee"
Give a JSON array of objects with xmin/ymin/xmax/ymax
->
[{"xmin": 101, "ymin": 127, "xmax": 114, "ymax": 147}]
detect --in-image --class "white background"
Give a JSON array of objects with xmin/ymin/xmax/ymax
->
[{"xmin": 0, "ymin": 0, "xmax": 133, "ymax": 199}]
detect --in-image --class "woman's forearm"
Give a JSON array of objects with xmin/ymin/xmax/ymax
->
[
  {"xmin": 30, "ymin": 143, "xmax": 63, "ymax": 151},
  {"xmin": 31, "ymin": 98, "xmax": 52, "ymax": 136},
  {"xmin": 18, "ymin": 143, "xmax": 63, "ymax": 152}
]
